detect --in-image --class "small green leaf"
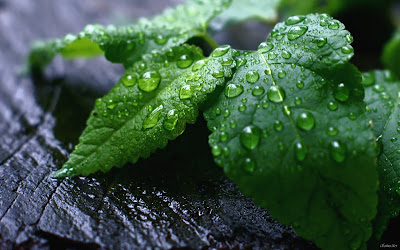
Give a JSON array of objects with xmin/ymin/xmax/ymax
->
[
  {"xmin": 362, "ymin": 70, "xmax": 400, "ymax": 242},
  {"xmin": 28, "ymin": 0, "xmax": 231, "ymax": 70},
  {"xmin": 382, "ymin": 31, "xmax": 400, "ymax": 80},
  {"xmin": 210, "ymin": 0, "xmax": 280, "ymax": 31},
  {"xmin": 52, "ymin": 44, "xmax": 237, "ymax": 178},
  {"xmin": 204, "ymin": 14, "xmax": 377, "ymax": 250}
]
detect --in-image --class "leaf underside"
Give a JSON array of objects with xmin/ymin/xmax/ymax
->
[
  {"xmin": 362, "ymin": 70, "xmax": 400, "ymax": 242},
  {"xmin": 28, "ymin": 0, "xmax": 231, "ymax": 70},
  {"xmin": 52, "ymin": 44, "xmax": 237, "ymax": 178},
  {"xmin": 204, "ymin": 14, "xmax": 378, "ymax": 250}
]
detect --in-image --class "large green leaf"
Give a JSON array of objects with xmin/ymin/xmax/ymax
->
[
  {"xmin": 28, "ymin": 0, "xmax": 231, "ymax": 70},
  {"xmin": 362, "ymin": 70, "xmax": 400, "ymax": 242},
  {"xmin": 52, "ymin": 44, "xmax": 237, "ymax": 177},
  {"xmin": 382, "ymin": 31, "xmax": 400, "ymax": 80},
  {"xmin": 204, "ymin": 14, "xmax": 378, "ymax": 249},
  {"xmin": 210, "ymin": 0, "xmax": 280, "ymax": 31}
]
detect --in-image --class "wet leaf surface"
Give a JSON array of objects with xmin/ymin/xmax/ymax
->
[{"xmin": 0, "ymin": 0, "xmax": 317, "ymax": 248}]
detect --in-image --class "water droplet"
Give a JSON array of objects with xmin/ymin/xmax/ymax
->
[
  {"xmin": 267, "ymin": 86, "xmax": 286, "ymax": 103},
  {"xmin": 295, "ymin": 142, "xmax": 307, "ymax": 161},
  {"xmin": 240, "ymin": 125, "xmax": 262, "ymax": 150},
  {"xmin": 328, "ymin": 101, "xmax": 338, "ymax": 111},
  {"xmin": 348, "ymin": 112, "xmax": 357, "ymax": 120},
  {"xmin": 212, "ymin": 70, "xmax": 224, "ymax": 78},
  {"xmin": 379, "ymin": 92, "xmax": 390, "ymax": 100},
  {"xmin": 327, "ymin": 127, "xmax": 338, "ymax": 136},
  {"xmin": 268, "ymin": 52, "xmax": 278, "ymax": 59},
  {"xmin": 179, "ymin": 85, "xmax": 193, "ymax": 99},
  {"xmin": 238, "ymin": 104, "xmax": 247, "ymax": 112},
  {"xmin": 154, "ymin": 34, "xmax": 168, "ymax": 45},
  {"xmin": 246, "ymin": 71, "xmax": 259, "ymax": 83},
  {"xmin": 236, "ymin": 58, "xmax": 247, "ymax": 67},
  {"xmin": 138, "ymin": 71, "xmax": 161, "ymax": 92},
  {"xmin": 334, "ymin": 83, "xmax": 350, "ymax": 102},
  {"xmin": 192, "ymin": 59, "xmax": 206, "ymax": 71},
  {"xmin": 244, "ymin": 158, "xmax": 255, "ymax": 173},
  {"xmin": 225, "ymin": 83, "xmax": 244, "ymax": 98},
  {"xmin": 287, "ymin": 26, "xmax": 308, "ymax": 40},
  {"xmin": 258, "ymin": 42, "xmax": 274, "ymax": 53},
  {"xmin": 328, "ymin": 21, "xmax": 340, "ymax": 30},
  {"xmin": 362, "ymin": 72, "xmax": 375, "ymax": 86},
  {"xmin": 346, "ymin": 34, "xmax": 354, "ymax": 43},
  {"xmin": 373, "ymin": 84, "xmax": 385, "ymax": 93},
  {"xmin": 282, "ymin": 50, "xmax": 292, "ymax": 59},
  {"xmin": 315, "ymin": 37, "xmax": 327, "ymax": 47},
  {"xmin": 177, "ymin": 54, "xmax": 193, "ymax": 69},
  {"xmin": 215, "ymin": 108, "xmax": 221, "ymax": 115},
  {"xmin": 341, "ymin": 46, "xmax": 353, "ymax": 54},
  {"xmin": 330, "ymin": 141, "xmax": 346, "ymax": 162},
  {"xmin": 219, "ymin": 132, "xmax": 228, "ymax": 142},
  {"xmin": 285, "ymin": 15, "xmax": 306, "ymax": 25},
  {"xmin": 212, "ymin": 145, "xmax": 222, "ymax": 156},
  {"xmin": 391, "ymin": 137, "xmax": 397, "ymax": 142},
  {"xmin": 164, "ymin": 109, "xmax": 178, "ymax": 131},
  {"xmin": 296, "ymin": 81, "xmax": 304, "ymax": 88},
  {"xmin": 122, "ymin": 73, "xmax": 138, "ymax": 87},
  {"xmin": 212, "ymin": 45, "xmax": 230, "ymax": 57},
  {"xmin": 278, "ymin": 70, "xmax": 286, "ymax": 78},
  {"xmin": 221, "ymin": 58, "xmax": 233, "ymax": 66},
  {"xmin": 274, "ymin": 120, "xmax": 283, "ymax": 131},
  {"xmin": 252, "ymin": 86, "xmax": 265, "ymax": 96},
  {"xmin": 294, "ymin": 97, "xmax": 302, "ymax": 105},
  {"xmin": 106, "ymin": 100, "xmax": 117, "ymax": 109},
  {"xmin": 143, "ymin": 105, "xmax": 163, "ymax": 129},
  {"xmin": 296, "ymin": 112, "xmax": 315, "ymax": 131}
]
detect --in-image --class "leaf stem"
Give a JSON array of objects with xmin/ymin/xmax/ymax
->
[{"xmin": 201, "ymin": 33, "xmax": 220, "ymax": 50}]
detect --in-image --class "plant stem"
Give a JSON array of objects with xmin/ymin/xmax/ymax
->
[{"xmin": 202, "ymin": 33, "xmax": 220, "ymax": 50}]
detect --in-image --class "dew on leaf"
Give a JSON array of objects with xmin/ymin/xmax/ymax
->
[
  {"xmin": 106, "ymin": 100, "xmax": 117, "ymax": 109},
  {"xmin": 295, "ymin": 142, "xmax": 307, "ymax": 161},
  {"xmin": 244, "ymin": 158, "xmax": 255, "ymax": 173},
  {"xmin": 240, "ymin": 125, "xmax": 262, "ymax": 150},
  {"xmin": 274, "ymin": 120, "xmax": 283, "ymax": 131},
  {"xmin": 143, "ymin": 105, "xmax": 163, "ymax": 129},
  {"xmin": 334, "ymin": 83, "xmax": 350, "ymax": 102},
  {"xmin": 278, "ymin": 70, "xmax": 286, "ymax": 78},
  {"xmin": 225, "ymin": 83, "xmax": 244, "ymax": 98},
  {"xmin": 285, "ymin": 15, "xmax": 306, "ymax": 25},
  {"xmin": 138, "ymin": 71, "xmax": 161, "ymax": 92},
  {"xmin": 315, "ymin": 37, "xmax": 327, "ymax": 47},
  {"xmin": 330, "ymin": 141, "xmax": 346, "ymax": 162},
  {"xmin": 282, "ymin": 50, "xmax": 292, "ymax": 59},
  {"xmin": 328, "ymin": 101, "xmax": 338, "ymax": 111},
  {"xmin": 362, "ymin": 72, "xmax": 375, "ymax": 86},
  {"xmin": 246, "ymin": 71, "xmax": 259, "ymax": 83},
  {"xmin": 287, "ymin": 26, "xmax": 308, "ymax": 40},
  {"xmin": 328, "ymin": 21, "xmax": 340, "ymax": 30},
  {"xmin": 221, "ymin": 58, "xmax": 234, "ymax": 66},
  {"xmin": 154, "ymin": 34, "xmax": 168, "ymax": 45},
  {"xmin": 341, "ymin": 46, "xmax": 353, "ymax": 54},
  {"xmin": 192, "ymin": 59, "xmax": 206, "ymax": 71},
  {"xmin": 179, "ymin": 85, "xmax": 193, "ymax": 99},
  {"xmin": 296, "ymin": 112, "xmax": 315, "ymax": 131},
  {"xmin": 212, "ymin": 45, "xmax": 230, "ymax": 57},
  {"xmin": 296, "ymin": 81, "xmax": 304, "ymax": 88},
  {"xmin": 238, "ymin": 104, "xmax": 247, "ymax": 112},
  {"xmin": 212, "ymin": 70, "xmax": 224, "ymax": 78},
  {"xmin": 258, "ymin": 42, "xmax": 274, "ymax": 53},
  {"xmin": 163, "ymin": 109, "xmax": 178, "ymax": 131},
  {"xmin": 212, "ymin": 145, "xmax": 222, "ymax": 156},
  {"xmin": 267, "ymin": 86, "xmax": 286, "ymax": 103},
  {"xmin": 122, "ymin": 73, "xmax": 138, "ymax": 87},
  {"xmin": 294, "ymin": 97, "xmax": 302, "ymax": 105},
  {"xmin": 373, "ymin": 84, "xmax": 385, "ymax": 93},
  {"xmin": 219, "ymin": 132, "xmax": 228, "ymax": 142},
  {"xmin": 327, "ymin": 127, "xmax": 338, "ymax": 136},
  {"xmin": 252, "ymin": 86, "xmax": 265, "ymax": 96},
  {"xmin": 177, "ymin": 54, "xmax": 193, "ymax": 69}
]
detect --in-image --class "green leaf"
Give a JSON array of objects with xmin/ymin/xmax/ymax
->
[
  {"xmin": 210, "ymin": 0, "xmax": 280, "ymax": 31},
  {"xmin": 52, "ymin": 44, "xmax": 237, "ymax": 178},
  {"xmin": 362, "ymin": 70, "xmax": 400, "ymax": 242},
  {"xmin": 382, "ymin": 31, "xmax": 400, "ymax": 80},
  {"xmin": 204, "ymin": 14, "xmax": 378, "ymax": 250},
  {"xmin": 28, "ymin": 0, "xmax": 231, "ymax": 70}
]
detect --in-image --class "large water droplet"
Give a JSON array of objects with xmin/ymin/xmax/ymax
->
[
  {"xmin": 287, "ymin": 26, "xmax": 308, "ymax": 40},
  {"xmin": 252, "ymin": 86, "xmax": 265, "ymax": 96},
  {"xmin": 177, "ymin": 54, "xmax": 193, "ymax": 69},
  {"xmin": 211, "ymin": 145, "xmax": 222, "ymax": 156},
  {"xmin": 164, "ymin": 109, "xmax": 178, "ymax": 131},
  {"xmin": 296, "ymin": 112, "xmax": 315, "ymax": 131},
  {"xmin": 138, "ymin": 71, "xmax": 161, "ymax": 92},
  {"xmin": 143, "ymin": 105, "xmax": 163, "ymax": 129},
  {"xmin": 106, "ymin": 100, "xmax": 117, "ymax": 109},
  {"xmin": 122, "ymin": 73, "xmax": 138, "ymax": 87},
  {"xmin": 295, "ymin": 142, "xmax": 307, "ymax": 161},
  {"xmin": 212, "ymin": 70, "xmax": 224, "ymax": 78},
  {"xmin": 212, "ymin": 45, "xmax": 230, "ymax": 57},
  {"xmin": 179, "ymin": 85, "xmax": 193, "ymax": 99},
  {"xmin": 225, "ymin": 83, "xmax": 244, "ymax": 98},
  {"xmin": 326, "ymin": 127, "xmax": 338, "ymax": 136},
  {"xmin": 258, "ymin": 42, "xmax": 274, "ymax": 53},
  {"xmin": 330, "ymin": 141, "xmax": 346, "ymax": 162},
  {"xmin": 278, "ymin": 70, "xmax": 286, "ymax": 78},
  {"xmin": 285, "ymin": 15, "xmax": 306, "ymax": 25},
  {"xmin": 267, "ymin": 86, "xmax": 286, "ymax": 103},
  {"xmin": 154, "ymin": 34, "xmax": 168, "ymax": 45},
  {"xmin": 341, "ymin": 46, "xmax": 353, "ymax": 54},
  {"xmin": 282, "ymin": 50, "xmax": 292, "ymax": 59},
  {"xmin": 334, "ymin": 83, "xmax": 350, "ymax": 102},
  {"xmin": 316, "ymin": 37, "xmax": 327, "ymax": 47},
  {"xmin": 192, "ymin": 59, "xmax": 206, "ymax": 71},
  {"xmin": 240, "ymin": 125, "xmax": 262, "ymax": 150},
  {"xmin": 328, "ymin": 21, "xmax": 340, "ymax": 30},
  {"xmin": 328, "ymin": 101, "xmax": 338, "ymax": 111},
  {"xmin": 362, "ymin": 72, "xmax": 375, "ymax": 86},
  {"xmin": 246, "ymin": 71, "xmax": 259, "ymax": 83}
]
